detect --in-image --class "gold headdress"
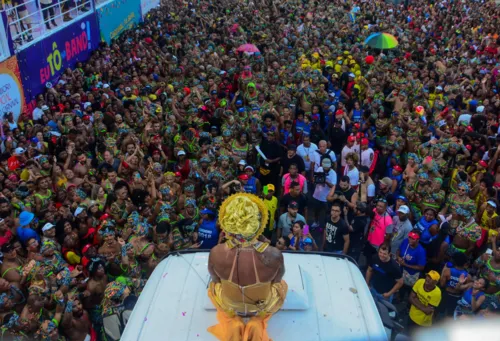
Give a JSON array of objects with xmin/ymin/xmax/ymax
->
[{"xmin": 218, "ymin": 193, "xmax": 268, "ymax": 249}]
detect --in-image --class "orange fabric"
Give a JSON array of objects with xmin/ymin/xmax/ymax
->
[{"xmin": 207, "ymin": 281, "xmax": 288, "ymax": 341}]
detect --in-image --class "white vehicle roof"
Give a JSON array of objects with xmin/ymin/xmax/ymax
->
[{"xmin": 122, "ymin": 251, "xmax": 388, "ymax": 341}]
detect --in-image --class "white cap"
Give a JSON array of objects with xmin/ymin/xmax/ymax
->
[
  {"xmin": 83, "ymin": 102, "xmax": 92, "ymax": 110},
  {"xmin": 348, "ymin": 73, "xmax": 355, "ymax": 77},
  {"xmin": 41, "ymin": 105, "xmax": 50, "ymax": 111},
  {"xmin": 397, "ymin": 205, "xmax": 410, "ymax": 214},
  {"xmin": 103, "ymin": 84, "xmax": 110, "ymax": 89},
  {"xmin": 487, "ymin": 200, "xmax": 497, "ymax": 208},
  {"xmin": 74, "ymin": 207, "xmax": 85, "ymax": 217},
  {"xmin": 477, "ymin": 106, "xmax": 485, "ymax": 113},
  {"xmin": 328, "ymin": 92, "xmax": 336, "ymax": 97},
  {"xmin": 42, "ymin": 223, "xmax": 55, "ymax": 232},
  {"xmin": 125, "ymin": 87, "xmax": 132, "ymax": 91},
  {"xmin": 436, "ymin": 85, "xmax": 443, "ymax": 91},
  {"xmin": 177, "ymin": 150, "xmax": 186, "ymax": 156},
  {"xmin": 238, "ymin": 159, "xmax": 247, "ymax": 166},
  {"xmin": 14, "ymin": 147, "xmax": 25, "ymax": 155}
]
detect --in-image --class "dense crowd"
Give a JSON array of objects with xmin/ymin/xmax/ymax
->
[{"xmin": 1, "ymin": 0, "xmax": 500, "ymax": 339}]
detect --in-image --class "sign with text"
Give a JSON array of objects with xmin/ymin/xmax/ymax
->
[
  {"xmin": 97, "ymin": 0, "xmax": 142, "ymax": 44},
  {"xmin": 17, "ymin": 14, "xmax": 100, "ymax": 107},
  {"xmin": 140, "ymin": 0, "xmax": 160, "ymax": 19},
  {"xmin": 0, "ymin": 56, "xmax": 26, "ymax": 122}
]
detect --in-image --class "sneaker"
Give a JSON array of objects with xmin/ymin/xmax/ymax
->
[{"xmin": 63, "ymin": 14, "xmax": 73, "ymax": 22}]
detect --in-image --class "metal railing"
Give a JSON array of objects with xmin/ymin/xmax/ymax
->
[{"xmin": 3, "ymin": 0, "xmax": 94, "ymax": 51}]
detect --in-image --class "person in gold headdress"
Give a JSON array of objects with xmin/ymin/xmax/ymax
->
[{"xmin": 207, "ymin": 193, "xmax": 287, "ymax": 341}]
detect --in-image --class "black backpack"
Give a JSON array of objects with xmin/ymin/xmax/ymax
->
[{"xmin": 316, "ymin": 149, "xmax": 332, "ymax": 167}]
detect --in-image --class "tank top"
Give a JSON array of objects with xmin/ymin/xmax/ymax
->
[
  {"xmin": 352, "ymin": 109, "xmax": 363, "ymax": 122},
  {"xmin": 197, "ymin": 219, "xmax": 219, "ymax": 249},
  {"xmin": 447, "ymin": 267, "xmax": 468, "ymax": 289},
  {"xmin": 244, "ymin": 177, "xmax": 257, "ymax": 194}
]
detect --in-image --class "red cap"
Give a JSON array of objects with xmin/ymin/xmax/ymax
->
[
  {"xmin": 175, "ymin": 172, "xmax": 182, "ymax": 177},
  {"xmin": 356, "ymin": 132, "xmax": 364, "ymax": 139},
  {"xmin": 83, "ymin": 115, "xmax": 90, "ymax": 120},
  {"xmin": 347, "ymin": 136, "xmax": 356, "ymax": 143},
  {"xmin": 408, "ymin": 231, "xmax": 420, "ymax": 240},
  {"xmin": 466, "ymin": 144, "xmax": 472, "ymax": 151},
  {"xmin": 238, "ymin": 174, "xmax": 250, "ymax": 180},
  {"xmin": 479, "ymin": 160, "xmax": 488, "ymax": 168},
  {"xmin": 183, "ymin": 87, "xmax": 191, "ymax": 96},
  {"xmin": 361, "ymin": 138, "xmax": 369, "ymax": 146},
  {"xmin": 335, "ymin": 109, "xmax": 344, "ymax": 116},
  {"xmin": 393, "ymin": 165, "xmax": 403, "ymax": 173},
  {"xmin": 467, "ymin": 126, "xmax": 474, "ymax": 132},
  {"xmin": 152, "ymin": 149, "xmax": 160, "ymax": 155},
  {"xmin": 82, "ymin": 244, "xmax": 92, "ymax": 254},
  {"xmin": 354, "ymin": 123, "xmax": 360, "ymax": 129}
]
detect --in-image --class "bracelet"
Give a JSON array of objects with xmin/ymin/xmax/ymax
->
[{"xmin": 51, "ymin": 318, "xmax": 59, "ymax": 328}]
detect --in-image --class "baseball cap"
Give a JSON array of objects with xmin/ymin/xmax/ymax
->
[
  {"xmin": 238, "ymin": 174, "xmax": 249, "ymax": 181},
  {"xmin": 74, "ymin": 207, "xmax": 85, "ymax": 217},
  {"xmin": 347, "ymin": 136, "xmax": 356, "ymax": 142},
  {"xmin": 487, "ymin": 200, "xmax": 497, "ymax": 208},
  {"xmin": 103, "ymin": 84, "xmax": 110, "ymax": 89},
  {"xmin": 14, "ymin": 147, "xmax": 26, "ymax": 155},
  {"xmin": 361, "ymin": 138, "xmax": 369, "ymax": 146},
  {"xmin": 393, "ymin": 165, "xmax": 403, "ymax": 173},
  {"xmin": 288, "ymin": 144, "xmax": 297, "ymax": 151},
  {"xmin": 288, "ymin": 201, "xmax": 299, "ymax": 209},
  {"xmin": 267, "ymin": 184, "xmax": 275, "ymax": 192},
  {"xmin": 41, "ymin": 105, "xmax": 50, "ymax": 111},
  {"xmin": 328, "ymin": 92, "xmax": 336, "ymax": 97},
  {"xmin": 321, "ymin": 158, "xmax": 332, "ymax": 168},
  {"xmin": 408, "ymin": 231, "xmax": 420, "ymax": 240},
  {"xmin": 238, "ymin": 159, "xmax": 247, "ymax": 166},
  {"xmin": 397, "ymin": 205, "xmax": 410, "ymax": 214},
  {"xmin": 210, "ymin": 90, "xmax": 217, "ymax": 94},
  {"xmin": 348, "ymin": 73, "xmax": 355, "ymax": 77},
  {"xmin": 244, "ymin": 165, "xmax": 255, "ymax": 172},
  {"xmin": 177, "ymin": 150, "xmax": 186, "ymax": 156},
  {"xmin": 427, "ymin": 270, "xmax": 440, "ymax": 281},
  {"xmin": 125, "ymin": 87, "xmax": 131, "ymax": 91},
  {"xmin": 477, "ymin": 106, "xmax": 485, "ymax": 113},
  {"xmin": 478, "ymin": 160, "xmax": 488, "ymax": 168},
  {"xmin": 42, "ymin": 223, "xmax": 55, "ymax": 232},
  {"xmin": 379, "ymin": 177, "xmax": 392, "ymax": 187},
  {"xmin": 201, "ymin": 208, "xmax": 215, "ymax": 215}
]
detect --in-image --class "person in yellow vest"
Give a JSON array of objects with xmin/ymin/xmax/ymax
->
[
  {"xmin": 480, "ymin": 200, "xmax": 499, "ymax": 242},
  {"xmin": 408, "ymin": 271, "xmax": 442, "ymax": 331}
]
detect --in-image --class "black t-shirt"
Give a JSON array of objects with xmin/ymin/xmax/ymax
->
[
  {"xmin": 369, "ymin": 255, "xmax": 402, "ymax": 294},
  {"xmin": 281, "ymin": 193, "xmax": 308, "ymax": 215},
  {"xmin": 324, "ymin": 218, "xmax": 349, "ymax": 252},
  {"xmin": 281, "ymin": 154, "xmax": 306, "ymax": 174},
  {"xmin": 348, "ymin": 215, "xmax": 369, "ymax": 248}
]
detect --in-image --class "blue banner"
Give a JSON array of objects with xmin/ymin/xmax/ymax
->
[
  {"xmin": 97, "ymin": 0, "xmax": 142, "ymax": 44},
  {"xmin": 17, "ymin": 14, "xmax": 100, "ymax": 107}
]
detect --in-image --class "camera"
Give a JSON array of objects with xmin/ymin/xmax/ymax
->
[{"xmin": 313, "ymin": 172, "xmax": 326, "ymax": 184}]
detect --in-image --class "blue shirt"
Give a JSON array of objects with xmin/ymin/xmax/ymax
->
[
  {"xmin": 16, "ymin": 226, "xmax": 40, "ymax": 245},
  {"xmin": 197, "ymin": 219, "xmax": 219, "ymax": 249},
  {"xmin": 399, "ymin": 238, "xmax": 426, "ymax": 275}
]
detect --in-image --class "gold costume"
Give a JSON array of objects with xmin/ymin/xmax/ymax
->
[{"xmin": 208, "ymin": 194, "xmax": 288, "ymax": 341}]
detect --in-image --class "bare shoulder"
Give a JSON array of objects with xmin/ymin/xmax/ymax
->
[{"xmin": 258, "ymin": 245, "xmax": 284, "ymax": 267}]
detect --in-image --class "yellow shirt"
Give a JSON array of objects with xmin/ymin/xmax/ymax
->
[
  {"xmin": 481, "ymin": 210, "xmax": 499, "ymax": 241},
  {"xmin": 264, "ymin": 196, "xmax": 278, "ymax": 231},
  {"xmin": 409, "ymin": 279, "xmax": 441, "ymax": 326}
]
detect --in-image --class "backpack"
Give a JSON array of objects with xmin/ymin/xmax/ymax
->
[{"xmin": 316, "ymin": 149, "xmax": 333, "ymax": 167}]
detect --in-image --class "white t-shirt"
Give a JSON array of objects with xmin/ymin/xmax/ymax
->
[
  {"xmin": 343, "ymin": 166, "xmax": 360, "ymax": 186},
  {"xmin": 361, "ymin": 148, "xmax": 374, "ymax": 168},
  {"xmin": 32, "ymin": 107, "xmax": 44, "ymax": 121},
  {"xmin": 366, "ymin": 183, "xmax": 376, "ymax": 197},
  {"xmin": 313, "ymin": 167, "xmax": 337, "ymax": 202},
  {"xmin": 341, "ymin": 144, "xmax": 360, "ymax": 167},
  {"xmin": 296, "ymin": 142, "xmax": 318, "ymax": 172},
  {"xmin": 311, "ymin": 149, "xmax": 337, "ymax": 172}
]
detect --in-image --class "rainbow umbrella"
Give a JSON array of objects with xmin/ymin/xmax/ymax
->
[{"xmin": 364, "ymin": 33, "xmax": 398, "ymax": 49}]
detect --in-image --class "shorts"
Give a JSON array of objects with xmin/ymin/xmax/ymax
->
[{"xmin": 310, "ymin": 197, "xmax": 327, "ymax": 212}]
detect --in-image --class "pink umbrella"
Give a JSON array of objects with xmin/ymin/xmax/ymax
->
[{"xmin": 236, "ymin": 43, "xmax": 260, "ymax": 54}]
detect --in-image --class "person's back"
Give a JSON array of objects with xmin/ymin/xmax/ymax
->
[{"xmin": 209, "ymin": 243, "xmax": 283, "ymax": 308}]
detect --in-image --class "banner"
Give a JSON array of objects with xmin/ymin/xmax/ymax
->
[
  {"xmin": 140, "ymin": 0, "xmax": 160, "ymax": 19},
  {"xmin": 0, "ymin": 56, "xmax": 26, "ymax": 122},
  {"xmin": 97, "ymin": 0, "xmax": 142, "ymax": 44},
  {"xmin": 17, "ymin": 14, "xmax": 100, "ymax": 107}
]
